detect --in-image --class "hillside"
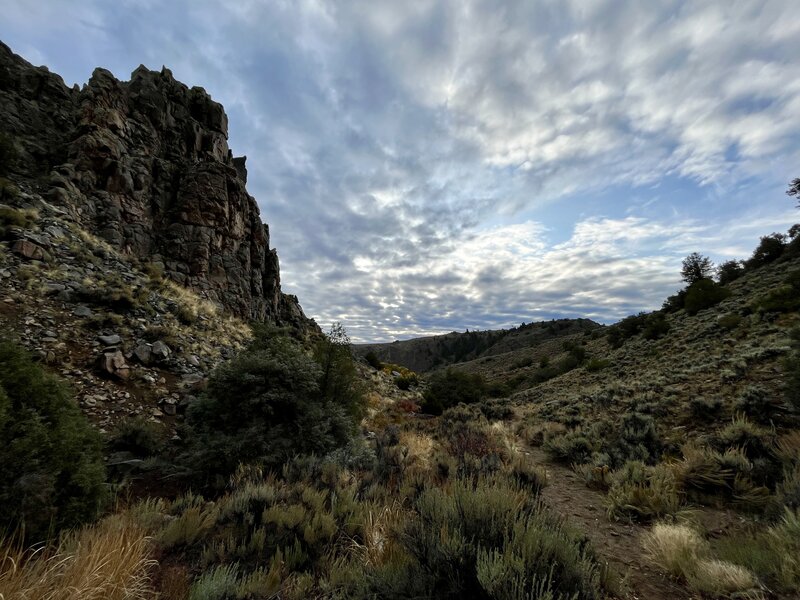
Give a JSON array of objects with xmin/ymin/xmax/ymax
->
[
  {"xmin": 355, "ymin": 317, "xmax": 599, "ymax": 372},
  {"xmin": 0, "ymin": 42, "xmax": 318, "ymax": 431}
]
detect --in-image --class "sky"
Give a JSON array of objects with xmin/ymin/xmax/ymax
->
[{"xmin": 2, "ymin": 0, "xmax": 799, "ymax": 342}]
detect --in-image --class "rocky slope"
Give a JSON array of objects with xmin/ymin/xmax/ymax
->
[
  {"xmin": 0, "ymin": 41, "xmax": 311, "ymax": 327},
  {"xmin": 0, "ymin": 42, "xmax": 321, "ymax": 432}
]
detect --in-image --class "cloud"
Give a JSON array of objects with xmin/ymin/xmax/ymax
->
[{"xmin": 1, "ymin": 1, "xmax": 799, "ymax": 341}]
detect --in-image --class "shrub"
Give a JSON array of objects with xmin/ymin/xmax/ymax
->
[
  {"xmin": 785, "ymin": 327, "xmax": 800, "ymax": 412},
  {"xmin": 607, "ymin": 313, "xmax": 645, "ymax": 348},
  {"xmin": 395, "ymin": 373, "xmax": 418, "ymax": 390},
  {"xmin": 0, "ymin": 513, "xmax": 155, "ymax": 600},
  {"xmin": 644, "ymin": 523, "xmax": 758, "ymax": 597},
  {"xmin": 364, "ymin": 350, "xmax": 382, "ymax": 370},
  {"xmin": 683, "ymin": 278, "xmax": 731, "ymax": 315},
  {"xmin": 77, "ymin": 278, "xmax": 146, "ymax": 312},
  {"xmin": 401, "ymin": 476, "xmax": 603, "ymax": 599},
  {"xmin": 422, "ymin": 369, "xmax": 487, "ymax": 415},
  {"xmin": 717, "ymin": 312, "xmax": 742, "ymax": 331},
  {"xmin": 717, "ymin": 259, "xmax": 745, "ymax": 285},
  {"xmin": 769, "ymin": 508, "xmax": 800, "ymax": 590},
  {"xmin": 747, "ymin": 233, "xmax": 786, "ymax": 268},
  {"xmin": 583, "ymin": 357, "xmax": 611, "ymax": 373},
  {"xmin": 543, "ymin": 429, "xmax": 593, "ymax": 464},
  {"xmin": 108, "ymin": 416, "xmax": 166, "ymax": 457},
  {"xmin": 0, "ymin": 341, "xmax": 107, "ymax": 543},
  {"xmin": 0, "ymin": 206, "xmax": 36, "ymax": 232},
  {"xmin": 0, "ymin": 178, "xmax": 19, "ymax": 203},
  {"xmin": 735, "ymin": 385, "xmax": 785, "ymax": 422},
  {"xmin": 184, "ymin": 329, "xmax": 365, "ymax": 483},
  {"xmin": 605, "ymin": 461, "xmax": 680, "ymax": 521},
  {"xmin": 688, "ymin": 396, "xmax": 722, "ymax": 420},
  {"xmin": 642, "ymin": 312, "xmax": 670, "ymax": 340},
  {"xmin": 608, "ymin": 411, "xmax": 662, "ymax": 466},
  {"xmin": 755, "ymin": 269, "xmax": 800, "ymax": 313},
  {"xmin": 662, "ymin": 289, "xmax": 687, "ymax": 313}
]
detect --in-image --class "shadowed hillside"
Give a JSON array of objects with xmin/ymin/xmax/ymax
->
[{"xmin": 355, "ymin": 318, "xmax": 599, "ymax": 372}]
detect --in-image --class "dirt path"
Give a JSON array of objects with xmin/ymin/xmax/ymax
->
[{"xmin": 525, "ymin": 448, "xmax": 691, "ymax": 600}]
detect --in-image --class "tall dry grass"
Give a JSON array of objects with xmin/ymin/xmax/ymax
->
[
  {"xmin": 643, "ymin": 522, "xmax": 760, "ymax": 598},
  {"xmin": 0, "ymin": 514, "xmax": 156, "ymax": 600}
]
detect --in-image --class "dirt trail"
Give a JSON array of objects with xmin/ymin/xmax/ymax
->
[{"xmin": 525, "ymin": 448, "xmax": 691, "ymax": 600}]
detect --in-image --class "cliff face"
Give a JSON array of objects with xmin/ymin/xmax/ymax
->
[{"xmin": 0, "ymin": 42, "xmax": 310, "ymax": 328}]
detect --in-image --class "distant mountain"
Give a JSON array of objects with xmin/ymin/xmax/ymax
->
[{"xmin": 354, "ymin": 318, "xmax": 600, "ymax": 372}]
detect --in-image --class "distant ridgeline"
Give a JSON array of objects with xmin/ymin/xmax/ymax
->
[
  {"xmin": 354, "ymin": 319, "xmax": 600, "ymax": 372},
  {"xmin": 0, "ymin": 41, "xmax": 313, "ymax": 330}
]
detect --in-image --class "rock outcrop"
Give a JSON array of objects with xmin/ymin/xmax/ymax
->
[{"xmin": 0, "ymin": 41, "xmax": 311, "ymax": 328}]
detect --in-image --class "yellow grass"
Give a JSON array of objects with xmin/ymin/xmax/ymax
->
[
  {"xmin": 687, "ymin": 558, "xmax": 758, "ymax": 596},
  {"xmin": 0, "ymin": 514, "xmax": 156, "ymax": 600},
  {"xmin": 643, "ymin": 522, "xmax": 707, "ymax": 577},
  {"xmin": 399, "ymin": 431, "xmax": 435, "ymax": 474},
  {"xmin": 644, "ymin": 522, "xmax": 759, "ymax": 597}
]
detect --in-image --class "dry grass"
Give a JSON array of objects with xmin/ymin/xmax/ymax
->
[
  {"xmin": 644, "ymin": 522, "xmax": 760, "ymax": 597},
  {"xmin": 398, "ymin": 431, "xmax": 436, "ymax": 474},
  {"xmin": 349, "ymin": 504, "xmax": 406, "ymax": 567},
  {"xmin": 160, "ymin": 280, "xmax": 219, "ymax": 322},
  {"xmin": 0, "ymin": 514, "xmax": 156, "ymax": 600},
  {"xmin": 643, "ymin": 522, "xmax": 706, "ymax": 577},
  {"xmin": 687, "ymin": 559, "xmax": 759, "ymax": 597}
]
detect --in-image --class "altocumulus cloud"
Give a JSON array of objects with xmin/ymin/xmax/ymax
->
[{"xmin": 2, "ymin": 0, "xmax": 799, "ymax": 341}]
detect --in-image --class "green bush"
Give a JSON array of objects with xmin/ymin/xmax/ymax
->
[
  {"xmin": 0, "ymin": 341, "xmax": 107, "ymax": 542},
  {"xmin": 395, "ymin": 373, "xmax": 418, "ymax": 390},
  {"xmin": 184, "ymin": 328, "xmax": 365, "ymax": 483},
  {"xmin": 735, "ymin": 386, "xmax": 785, "ymax": 422},
  {"xmin": 688, "ymin": 396, "xmax": 722, "ymax": 421},
  {"xmin": 717, "ymin": 260, "xmax": 745, "ymax": 285},
  {"xmin": 605, "ymin": 461, "xmax": 680, "ymax": 522},
  {"xmin": 785, "ymin": 327, "xmax": 800, "ymax": 412},
  {"xmin": 584, "ymin": 358, "xmax": 610, "ymax": 372},
  {"xmin": 718, "ymin": 313, "xmax": 742, "ymax": 330},
  {"xmin": 684, "ymin": 279, "xmax": 731, "ymax": 315},
  {"xmin": 363, "ymin": 350, "xmax": 382, "ymax": 370},
  {"xmin": 401, "ymin": 476, "xmax": 603, "ymax": 599},
  {"xmin": 422, "ymin": 369, "xmax": 487, "ymax": 415},
  {"xmin": 754, "ymin": 269, "xmax": 800, "ymax": 313},
  {"xmin": 109, "ymin": 416, "xmax": 166, "ymax": 457},
  {"xmin": 543, "ymin": 429, "xmax": 593, "ymax": 464},
  {"xmin": 746, "ymin": 233, "xmax": 786, "ymax": 268},
  {"xmin": 642, "ymin": 312, "xmax": 671, "ymax": 340},
  {"xmin": 607, "ymin": 312, "xmax": 670, "ymax": 346}
]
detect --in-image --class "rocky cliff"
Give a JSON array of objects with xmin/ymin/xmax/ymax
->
[{"xmin": 0, "ymin": 41, "xmax": 311, "ymax": 328}]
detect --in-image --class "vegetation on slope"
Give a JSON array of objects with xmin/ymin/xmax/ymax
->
[{"xmin": 0, "ymin": 340, "xmax": 107, "ymax": 544}]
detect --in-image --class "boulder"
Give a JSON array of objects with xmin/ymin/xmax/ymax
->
[
  {"xmin": 133, "ymin": 343, "xmax": 152, "ymax": 365},
  {"xmin": 151, "ymin": 340, "xmax": 171, "ymax": 360},
  {"xmin": 98, "ymin": 334, "xmax": 122, "ymax": 346},
  {"xmin": 97, "ymin": 348, "xmax": 130, "ymax": 380},
  {"xmin": 11, "ymin": 239, "xmax": 44, "ymax": 260}
]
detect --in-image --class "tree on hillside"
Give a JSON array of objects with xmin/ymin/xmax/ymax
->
[
  {"xmin": 184, "ymin": 325, "xmax": 365, "ymax": 484},
  {"xmin": 747, "ymin": 233, "xmax": 786, "ymax": 268},
  {"xmin": 717, "ymin": 260, "xmax": 745, "ymax": 285},
  {"xmin": 787, "ymin": 177, "xmax": 800, "ymax": 206},
  {"xmin": 681, "ymin": 252, "xmax": 714, "ymax": 284}
]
